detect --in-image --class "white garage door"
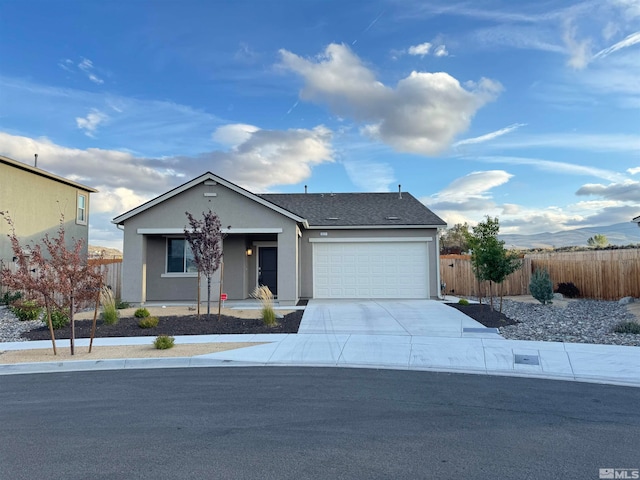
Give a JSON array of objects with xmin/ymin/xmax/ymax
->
[{"xmin": 313, "ymin": 241, "xmax": 430, "ymax": 299}]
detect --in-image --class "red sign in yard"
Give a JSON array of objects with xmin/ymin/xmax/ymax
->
[{"xmin": 220, "ymin": 293, "xmax": 228, "ymax": 301}]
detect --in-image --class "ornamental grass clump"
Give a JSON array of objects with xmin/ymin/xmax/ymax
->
[
  {"xmin": 100, "ymin": 286, "xmax": 119, "ymax": 325},
  {"xmin": 154, "ymin": 335, "xmax": 175, "ymax": 349},
  {"xmin": 251, "ymin": 285, "xmax": 276, "ymax": 326},
  {"xmin": 138, "ymin": 316, "xmax": 159, "ymax": 329},
  {"xmin": 613, "ymin": 321, "xmax": 640, "ymax": 334}
]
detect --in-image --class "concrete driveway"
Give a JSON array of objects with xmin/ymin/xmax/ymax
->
[{"xmin": 298, "ymin": 299, "xmax": 499, "ymax": 338}]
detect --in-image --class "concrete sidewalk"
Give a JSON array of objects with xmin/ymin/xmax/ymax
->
[{"xmin": 1, "ymin": 298, "xmax": 638, "ymax": 387}]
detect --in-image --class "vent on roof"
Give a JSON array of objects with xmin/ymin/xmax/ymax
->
[
  {"xmin": 326, "ymin": 217, "xmax": 340, "ymax": 220},
  {"xmin": 386, "ymin": 216, "xmax": 400, "ymax": 220}
]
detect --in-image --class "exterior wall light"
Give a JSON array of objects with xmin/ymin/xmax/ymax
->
[{"xmin": 246, "ymin": 248, "xmax": 253, "ymax": 256}]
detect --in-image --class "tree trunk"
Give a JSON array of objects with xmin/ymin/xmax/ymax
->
[
  {"xmin": 44, "ymin": 296, "xmax": 57, "ymax": 356},
  {"xmin": 70, "ymin": 295, "xmax": 75, "ymax": 356},
  {"xmin": 489, "ymin": 281, "xmax": 494, "ymax": 311},
  {"xmin": 206, "ymin": 275, "xmax": 211, "ymax": 318},
  {"xmin": 499, "ymin": 283, "xmax": 504, "ymax": 313}
]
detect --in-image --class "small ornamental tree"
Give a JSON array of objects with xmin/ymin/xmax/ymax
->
[
  {"xmin": 184, "ymin": 210, "xmax": 224, "ymax": 318},
  {"xmin": 530, "ymin": 267, "xmax": 554, "ymax": 305},
  {"xmin": 1, "ymin": 213, "xmax": 102, "ymax": 355},
  {"xmin": 465, "ymin": 216, "xmax": 521, "ymax": 311}
]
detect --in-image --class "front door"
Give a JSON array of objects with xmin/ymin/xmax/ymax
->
[{"xmin": 258, "ymin": 247, "xmax": 278, "ymax": 296}]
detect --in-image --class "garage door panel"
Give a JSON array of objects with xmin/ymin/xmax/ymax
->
[{"xmin": 313, "ymin": 242, "xmax": 429, "ymax": 299}]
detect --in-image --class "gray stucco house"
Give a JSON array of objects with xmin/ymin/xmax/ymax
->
[
  {"xmin": 0, "ymin": 155, "xmax": 97, "ymax": 264},
  {"xmin": 113, "ymin": 172, "xmax": 446, "ymax": 305}
]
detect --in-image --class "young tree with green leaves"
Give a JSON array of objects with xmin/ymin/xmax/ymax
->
[
  {"xmin": 184, "ymin": 210, "xmax": 224, "ymax": 318},
  {"xmin": 465, "ymin": 216, "xmax": 522, "ymax": 311},
  {"xmin": 587, "ymin": 234, "xmax": 608, "ymax": 247},
  {"xmin": 440, "ymin": 223, "xmax": 471, "ymax": 254}
]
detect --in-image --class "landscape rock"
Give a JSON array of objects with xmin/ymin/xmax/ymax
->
[{"xmin": 618, "ymin": 296, "xmax": 635, "ymax": 305}]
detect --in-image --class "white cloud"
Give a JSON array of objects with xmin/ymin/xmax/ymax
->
[
  {"xmin": 628, "ymin": 167, "xmax": 640, "ymax": 174},
  {"xmin": 75, "ymin": 109, "xmax": 108, "ymax": 137},
  {"xmin": 212, "ymin": 123, "xmax": 260, "ymax": 147},
  {"xmin": 408, "ymin": 42, "xmax": 432, "ymax": 56},
  {"xmin": 434, "ymin": 45, "xmax": 449, "ymax": 57},
  {"xmin": 563, "ymin": 21, "xmax": 592, "ymax": 69},
  {"xmin": 343, "ymin": 160, "xmax": 395, "ymax": 192},
  {"xmin": 279, "ymin": 43, "xmax": 501, "ymax": 156},
  {"xmin": 454, "ymin": 123, "xmax": 526, "ymax": 147}
]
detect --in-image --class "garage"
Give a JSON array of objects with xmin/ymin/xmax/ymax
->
[{"xmin": 312, "ymin": 240, "xmax": 430, "ymax": 299}]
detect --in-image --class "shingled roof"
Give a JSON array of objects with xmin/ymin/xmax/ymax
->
[{"xmin": 259, "ymin": 192, "xmax": 446, "ymax": 227}]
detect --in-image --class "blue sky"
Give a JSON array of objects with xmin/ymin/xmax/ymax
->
[{"xmin": 1, "ymin": 0, "xmax": 639, "ymax": 249}]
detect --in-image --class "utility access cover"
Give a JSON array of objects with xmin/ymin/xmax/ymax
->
[{"xmin": 514, "ymin": 354, "xmax": 540, "ymax": 366}]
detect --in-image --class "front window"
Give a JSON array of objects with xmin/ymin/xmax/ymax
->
[
  {"xmin": 77, "ymin": 193, "xmax": 87, "ymax": 225},
  {"xmin": 167, "ymin": 238, "xmax": 197, "ymax": 273}
]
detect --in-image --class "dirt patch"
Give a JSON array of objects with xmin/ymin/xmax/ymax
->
[{"xmin": 0, "ymin": 342, "xmax": 264, "ymax": 364}]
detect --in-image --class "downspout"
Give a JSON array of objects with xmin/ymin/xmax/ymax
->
[{"xmin": 436, "ymin": 228, "xmax": 444, "ymax": 300}]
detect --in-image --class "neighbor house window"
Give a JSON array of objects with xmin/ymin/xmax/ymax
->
[
  {"xmin": 76, "ymin": 193, "xmax": 87, "ymax": 225},
  {"xmin": 167, "ymin": 238, "xmax": 197, "ymax": 273}
]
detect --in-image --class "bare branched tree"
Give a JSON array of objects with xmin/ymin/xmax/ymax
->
[{"xmin": 184, "ymin": 210, "xmax": 224, "ymax": 318}]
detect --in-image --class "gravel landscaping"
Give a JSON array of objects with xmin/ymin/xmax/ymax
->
[{"xmin": 450, "ymin": 299, "xmax": 640, "ymax": 346}]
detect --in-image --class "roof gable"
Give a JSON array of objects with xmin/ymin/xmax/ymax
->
[
  {"xmin": 112, "ymin": 172, "xmax": 307, "ymax": 225},
  {"xmin": 260, "ymin": 192, "xmax": 446, "ymax": 227}
]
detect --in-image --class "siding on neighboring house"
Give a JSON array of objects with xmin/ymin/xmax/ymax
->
[{"xmin": 0, "ymin": 155, "xmax": 97, "ymax": 264}]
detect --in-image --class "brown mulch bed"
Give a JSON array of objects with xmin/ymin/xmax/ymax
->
[
  {"xmin": 446, "ymin": 303, "xmax": 518, "ymax": 328},
  {"xmin": 22, "ymin": 311, "xmax": 304, "ymax": 341}
]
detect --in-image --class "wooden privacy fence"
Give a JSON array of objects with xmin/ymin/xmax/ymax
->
[
  {"xmin": 91, "ymin": 259, "xmax": 122, "ymax": 300},
  {"xmin": 440, "ymin": 249, "xmax": 640, "ymax": 301}
]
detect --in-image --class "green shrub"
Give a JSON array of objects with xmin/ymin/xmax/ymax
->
[
  {"xmin": 458, "ymin": 298, "xmax": 470, "ymax": 306},
  {"xmin": 613, "ymin": 321, "xmax": 640, "ymax": 334},
  {"xmin": 115, "ymin": 299, "xmax": 131, "ymax": 309},
  {"xmin": 138, "ymin": 316, "xmax": 159, "ymax": 329},
  {"xmin": 134, "ymin": 307, "xmax": 150, "ymax": 318},
  {"xmin": 1, "ymin": 290, "xmax": 22, "ymax": 306},
  {"xmin": 530, "ymin": 268, "xmax": 554, "ymax": 305},
  {"xmin": 10, "ymin": 300, "xmax": 42, "ymax": 321},
  {"xmin": 154, "ymin": 335, "xmax": 175, "ymax": 349},
  {"xmin": 555, "ymin": 282, "xmax": 580, "ymax": 298},
  {"xmin": 45, "ymin": 308, "xmax": 70, "ymax": 330},
  {"xmin": 101, "ymin": 309, "xmax": 120, "ymax": 325}
]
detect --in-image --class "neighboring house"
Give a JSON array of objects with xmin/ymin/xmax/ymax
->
[
  {"xmin": 634, "ymin": 215, "xmax": 640, "ymax": 228},
  {"xmin": 0, "ymin": 155, "xmax": 97, "ymax": 264},
  {"xmin": 113, "ymin": 172, "xmax": 447, "ymax": 306}
]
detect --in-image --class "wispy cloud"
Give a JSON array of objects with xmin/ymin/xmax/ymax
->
[
  {"xmin": 59, "ymin": 57, "xmax": 105, "ymax": 84},
  {"xmin": 464, "ymin": 132, "xmax": 640, "ymax": 153},
  {"xmin": 343, "ymin": 160, "xmax": 395, "ymax": 192},
  {"xmin": 76, "ymin": 109, "xmax": 108, "ymax": 137},
  {"xmin": 473, "ymin": 155, "xmax": 627, "ymax": 182},
  {"xmin": 453, "ymin": 123, "xmax": 526, "ymax": 147},
  {"xmin": 422, "ymin": 170, "xmax": 513, "ymax": 212},
  {"xmin": 593, "ymin": 30, "xmax": 640, "ymax": 59}
]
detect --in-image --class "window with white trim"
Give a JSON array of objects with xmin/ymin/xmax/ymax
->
[
  {"xmin": 166, "ymin": 238, "xmax": 197, "ymax": 273},
  {"xmin": 76, "ymin": 193, "xmax": 87, "ymax": 225}
]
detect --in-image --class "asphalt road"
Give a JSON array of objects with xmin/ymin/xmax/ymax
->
[{"xmin": 1, "ymin": 368, "xmax": 639, "ymax": 480}]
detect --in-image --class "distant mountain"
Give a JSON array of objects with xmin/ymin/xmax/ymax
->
[
  {"xmin": 499, "ymin": 222, "xmax": 640, "ymax": 249},
  {"xmin": 89, "ymin": 245, "xmax": 122, "ymax": 259}
]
